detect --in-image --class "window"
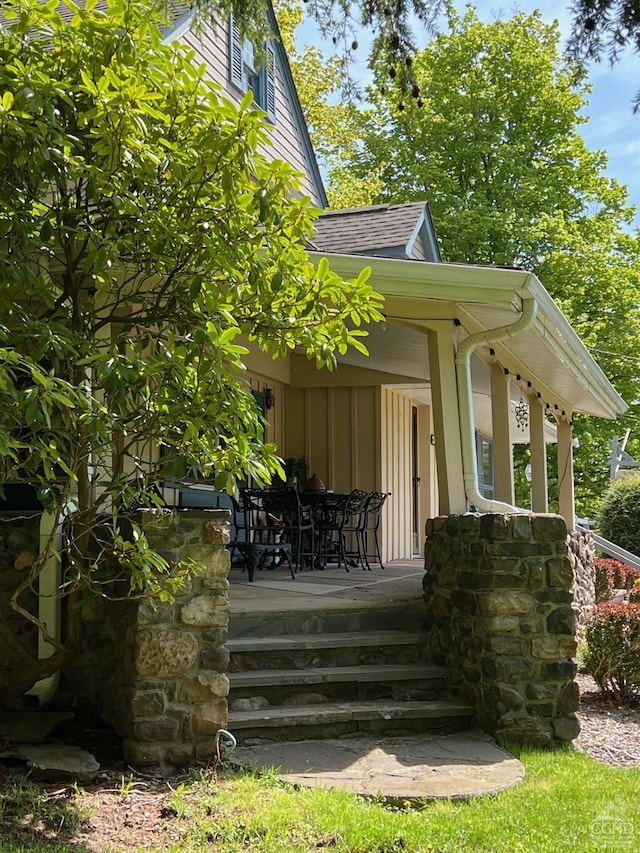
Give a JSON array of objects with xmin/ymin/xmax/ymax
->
[
  {"xmin": 229, "ymin": 16, "xmax": 276, "ymax": 123},
  {"xmin": 475, "ymin": 432, "xmax": 494, "ymax": 499}
]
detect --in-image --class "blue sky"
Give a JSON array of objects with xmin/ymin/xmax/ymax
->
[{"xmin": 297, "ymin": 1, "xmax": 640, "ymax": 227}]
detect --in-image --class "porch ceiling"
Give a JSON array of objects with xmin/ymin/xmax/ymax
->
[{"xmin": 309, "ymin": 252, "xmax": 627, "ymax": 421}]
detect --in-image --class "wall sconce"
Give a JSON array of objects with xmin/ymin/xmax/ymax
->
[{"xmin": 264, "ymin": 387, "xmax": 275, "ymax": 410}]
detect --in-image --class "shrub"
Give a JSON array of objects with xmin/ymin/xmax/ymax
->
[
  {"xmin": 629, "ymin": 579, "xmax": 640, "ymax": 604},
  {"xmin": 594, "ymin": 558, "xmax": 614, "ymax": 602},
  {"xmin": 597, "ymin": 476, "xmax": 640, "ymax": 556},
  {"xmin": 593, "ymin": 557, "xmax": 640, "ymax": 601},
  {"xmin": 583, "ymin": 601, "xmax": 640, "ymax": 702}
]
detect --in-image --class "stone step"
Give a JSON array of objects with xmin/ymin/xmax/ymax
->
[
  {"xmin": 230, "ymin": 663, "xmax": 444, "ymax": 689},
  {"xmin": 227, "ymin": 630, "xmax": 423, "ymax": 654},
  {"xmin": 228, "ymin": 600, "xmax": 425, "ymax": 640},
  {"xmin": 228, "ymin": 699, "xmax": 474, "ymax": 742}
]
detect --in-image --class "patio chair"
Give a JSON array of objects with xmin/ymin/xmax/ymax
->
[
  {"xmin": 238, "ymin": 487, "xmax": 314, "ymax": 582},
  {"xmin": 228, "ymin": 493, "xmax": 248, "ymax": 567},
  {"xmin": 359, "ymin": 491, "xmax": 388, "ymax": 570},
  {"xmin": 313, "ymin": 489, "xmax": 369, "ymax": 571}
]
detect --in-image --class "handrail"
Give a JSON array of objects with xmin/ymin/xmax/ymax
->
[{"xmin": 576, "ymin": 525, "xmax": 640, "ymax": 574}]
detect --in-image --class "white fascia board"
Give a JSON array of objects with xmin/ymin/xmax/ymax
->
[
  {"xmin": 311, "ymin": 250, "xmax": 627, "ymax": 419},
  {"xmin": 162, "ymin": 11, "xmax": 194, "ymax": 45},
  {"xmin": 310, "ymin": 251, "xmax": 526, "ymax": 307},
  {"xmin": 404, "ymin": 207, "xmax": 427, "ymax": 259},
  {"xmin": 521, "ymin": 275, "xmax": 627, "ymax": 418}
]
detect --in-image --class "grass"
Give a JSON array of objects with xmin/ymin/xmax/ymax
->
[
  {"xmin": 1, "ymin": 746, "xmax": 639, "ymax": 852},
  {"xmin": 0, "ymin": 773, "xmax": 87, "ymax": 853}
]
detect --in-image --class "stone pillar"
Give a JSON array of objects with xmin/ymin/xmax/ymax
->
[
  {"xmin": 125, "ymin": 509, "xmax": 231, "ymax": 770},
  {"xmin": 423, "ymin": 513, "xmax": 579, "ymax": 747},
  {"xmin": 568, "ymin": 527, "xmax": 596, "ymax": 632},
  {"xmin": 68, "ymin": 509, "xmax": 231, "ymax": 773},
  {"xmin": 0, "ymin": 512, "xmax": 42, "ymax": 702}
]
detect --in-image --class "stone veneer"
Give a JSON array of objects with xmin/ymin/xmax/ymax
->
[
  {"xmin": 423, "ymin": 513, "xmax": 580, "ymax": 747},
  {"xmin": 68, "ymin": 509, "xmax": 231, "ymax": 773},
  {"xmin": 0, "ymin": 512, "xmax": 41, "ymax": 695},
  {"xmin": 568, "ymin": 527, "xmax": 596, "ymax": 631}
]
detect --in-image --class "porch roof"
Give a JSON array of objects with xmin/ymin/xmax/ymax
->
[{"xmin": 308, "ymin": 251, "xmax": 627, "ymax": 421}]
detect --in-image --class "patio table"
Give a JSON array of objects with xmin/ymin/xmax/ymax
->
[{"xmin": 299, "ymin": 489, "xmax": 369, "ymax": 571}]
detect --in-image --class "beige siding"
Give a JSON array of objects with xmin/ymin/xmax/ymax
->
[
  {"xmin": 380, "ymin": 388, "xmax": 414, "ymax": 561},
  {"xmin": 286, "ymin": 384, "xmax": 416, "ymax": 563},
  {"xmin": 285, "ymin": 386, "xmax": 379, "ymax": 492},
  {"xmin": 417, "ymin": 403, "xmax": 438, "ymax": 527},
  {"xmin": 181, "ymin": 21, "xmax": 323, "ymax": 206},
  {"xmin": 410, "ymin": 237, "xmax": 428, "ymax": 261},
  {"xmin": 245, "ymin": 372, "xmax": 286, "ymax": 450}
]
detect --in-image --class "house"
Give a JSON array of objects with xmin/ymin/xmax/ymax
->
[
  {"xmin": 0, "ymin": 0, "xmax": 627, "ymax": 764},
  {"xmin": 166, "ymin": 5, "xmax": 626, "ymax": 561}
]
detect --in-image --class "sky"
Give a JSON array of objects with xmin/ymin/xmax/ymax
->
[{"xmin": 297, "ymin": 1, "xmax": 640, "ymax": 228}]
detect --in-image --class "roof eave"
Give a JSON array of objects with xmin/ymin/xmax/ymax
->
[{"xmin": 309, "ymin": 251, "xmax": 627, "ymax": 420}]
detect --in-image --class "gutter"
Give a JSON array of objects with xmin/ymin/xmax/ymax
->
[{"xmin": 455, "ymin": 296, "xmax": 538, "ymax": 514}]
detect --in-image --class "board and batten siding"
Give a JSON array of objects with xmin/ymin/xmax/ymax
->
[
  {"xmin": 285, "ymin": 386, "xmax": 379, "ymax": 493},
  {"xmin": 380, "ymin": 387, "xmax": 414, "ymax": 562},
  {"xmin": 180, "ymin": 20, "xmax": 324, "ymax": 206},
  {"xmin": 285, "ymin": 385, "xmax": 415, "ymax": 563}
]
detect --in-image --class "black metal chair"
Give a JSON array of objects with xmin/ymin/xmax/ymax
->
[
  {"xmin": 359, "ymin": 491, "xmax": 388, "ymax": 570},
  {"xmin": 312, "ymin": 489, "xmax": 369, "ymax": 571},
  {"xmin": 228, "ymin": 493, "xmax": 248, "ymax": 567},
  {"xmin": 237, "ymin": 487, "xmax": 314, "ymax": 582}
]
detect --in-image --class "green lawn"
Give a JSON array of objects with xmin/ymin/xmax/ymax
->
[{"xmin": 1, "ymin": 746, "xmax": 639, "ymax": 852}]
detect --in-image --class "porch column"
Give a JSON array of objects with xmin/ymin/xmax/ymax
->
[
  {"xmin": 528, "ymin": 393, "xmax": 548, "ymax": 513},
  {"xmin": 417, "ymin": 403, "xmax": 437, "ymax": 522},
  {"xmin": 490, "ymin": 363, "xmax": 514, "ymax": 504},
  {"xmin": 427, "ymin": 323, "xmax": 466, "ymax": 514},
  {"xmin": 556, "ymin": 414, "xmax": 575, "ymax": 530}
]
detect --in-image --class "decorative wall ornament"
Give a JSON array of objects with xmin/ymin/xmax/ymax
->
[{"xmin": 515, "ymin": 395, "xmax": 529, "ymax": 431}]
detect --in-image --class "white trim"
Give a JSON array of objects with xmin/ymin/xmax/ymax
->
[
  {"xmin": 308, "ymin": 250, "xmax": 627, "ymax": 420},
  {"xmin": 161, "ymin": 11, "xmax": 194, "ymax": 45}
]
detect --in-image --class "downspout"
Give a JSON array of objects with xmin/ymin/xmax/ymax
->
[
  {"xmin": 25, "ymin": 511, "xmax": 62, "ymax": 706},
  {"xmin": 455, "ymin": 295, "xmax": 538, "ymax": 514}
]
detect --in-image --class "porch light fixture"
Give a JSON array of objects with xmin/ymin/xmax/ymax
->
[{"xmin": 265, "ymin": 387, "xmax": 275, "ymax": 410}]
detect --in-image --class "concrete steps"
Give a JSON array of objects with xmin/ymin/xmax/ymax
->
[
  {"xmin": 227, "ymin": 629, "xmax": 422, "ymax": 653},
  {"xmin": 227, "ymin": 601, "xmax": 474, "ymax": 742},
  {"xmin": 230, "ymin": 699, "xmax": 473, "ymax": 741},
  {"xmin": 231, "ymin": 663, "xmax": 444, "ymax": 688}
]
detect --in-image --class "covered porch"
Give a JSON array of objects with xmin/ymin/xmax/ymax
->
[{"xmin": 283, "ymin": 252, "xmax": 626, "ymax": 563}]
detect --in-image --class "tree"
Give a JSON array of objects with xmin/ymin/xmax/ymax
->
[
  {"xmin": 0, "ymin": 0, "xmax": 383, "ymax": 701},
  {"xmin": 275, "ymin": 0, "xmax": 384, "ymax": 208},
  {"xmin": 222, "ymin": 0, "xmax": 640, "ymax": 111},
  {"xmin": 294, "ymin": 6, "xmax": 640, "ymax": 516},
  {"xmin": 567, "ymin": 0, "xmax": 640, "ymax": 109},
  {"xmin": 221, "ymin": 0, "xmax": 444, "ymax": 100}
]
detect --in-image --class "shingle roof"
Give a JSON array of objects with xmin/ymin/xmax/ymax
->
[{"xmin": 311, "ymin": 201, "xmax": 429, "ymax": 258}]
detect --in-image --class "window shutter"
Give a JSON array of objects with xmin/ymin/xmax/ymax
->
[
  {"xmin": 229, "ymin": 14, "xmax": 244, "ymax": 88},
  {"xmin": 475, "ymin": 432, "xmax": 485, "ymax": 494},
  {"xmin": 263, "ymin": 42, "xmax": 276, "ymax": 122}
]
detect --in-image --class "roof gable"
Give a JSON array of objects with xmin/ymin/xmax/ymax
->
[{"xmin": 311, "ymin": 201, "xmax": 441, "ymax": 261}]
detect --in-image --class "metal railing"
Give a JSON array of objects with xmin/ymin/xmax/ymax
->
[{"xmin": 576, "ymin": 525, "xmax": 640, "ymax": 574}]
